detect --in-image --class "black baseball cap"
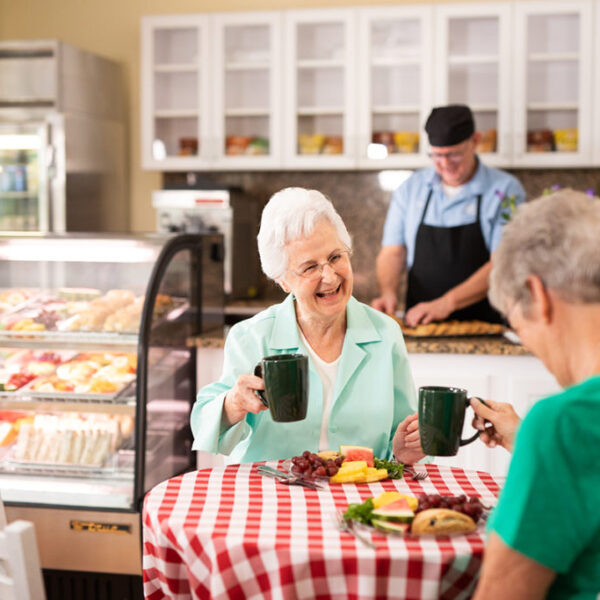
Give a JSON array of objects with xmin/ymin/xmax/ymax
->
[{"xmin": 425, "ymin": 105, "xmax": 475, "ymax": 147}]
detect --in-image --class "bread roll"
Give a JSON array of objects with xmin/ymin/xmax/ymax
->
[{"xmin": 411, "ymin": 509, "xmax": 476, "ymax": 535}]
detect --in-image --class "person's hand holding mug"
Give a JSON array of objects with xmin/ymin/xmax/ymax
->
[
  {"xmin": 470, "ymin": 398, "xmax": 521, "ymax": 453},
  {"xmin": 392, "ymin": 413, "xmax": 426, "ymax": 464},
  {"xmin": 223, "ymin": 373, "xmax": 267, "ymax": 427}
]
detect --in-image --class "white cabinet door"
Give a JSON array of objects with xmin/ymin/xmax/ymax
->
[
  {"xmin": 283, "ymin": 9, "xmax": 357, "ymax": 169},
  {"xmin": 141, "ymin": 14, "xmax": 211, "ymax": 171},
  {"xmin": 434, "ymin": 3, "xmax": 512, "ymax": 168},
  {"xmin": 356, "ymin": 5, "xmax": 432, "ymax": 170},
  {"xmin": 512, "ymin": 1, "xmax": 594, "ymax": 167},
  {"xmin": 211, "ymin": 11, "xmax": 283, "ymax": 170}
]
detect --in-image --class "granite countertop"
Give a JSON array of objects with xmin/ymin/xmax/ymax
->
[
  {"xmin": 193, "ymin": 301, "xmax": 530, "ymax": 355},
  {"xmin": 189, "ymin": 329, "xmax": 530, "ymax": 356}
]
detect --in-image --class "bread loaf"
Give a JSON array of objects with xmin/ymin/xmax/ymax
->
[
  {"xmin": 410, "ymin": 509, "xmax": 476, "ymax": 535},
  {"xmin": 397, "ymin": 318, "xmax": 505, "ymax": 337}
]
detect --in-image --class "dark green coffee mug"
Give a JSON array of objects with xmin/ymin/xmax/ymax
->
[
  {"xmin": 418, "ymin": 386, "xmax": 481, "ymax": 456},
  {"xmin": 254, "ymin": 353, "xmax": 309, "ymax": 422}
]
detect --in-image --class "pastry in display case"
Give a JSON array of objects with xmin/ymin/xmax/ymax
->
[{"xmin": 0, "ymin": 233, "xmax": 224, "ymax": 596}]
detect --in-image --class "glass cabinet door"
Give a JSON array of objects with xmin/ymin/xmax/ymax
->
[
  {"xmin": 141, "ymin": 14, "xmax": 210, "ymax": 170},
  {"xmin": 284, "ymin": 9, "xmax": 357, "ymax": 169},
  {"xmin": 212, "ymin": 12, "xmax": 282, "ymax": 169},
  {"xmin": 0, "ymin": 123, "xmax": 47, "ymax": 232},
  {"xmin": 358, "ymin": 6, "xmax": 432, "ymax": 168},
  {"xmin": 513, "ymin": 1, "xmax": 593, "ymax": 166},
  {"xmin": 434, "ymin": 3, "xmax": 512, "ymax": 167}
]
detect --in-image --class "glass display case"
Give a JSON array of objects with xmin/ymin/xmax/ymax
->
[{"xmin": 0, "ymin": 233, "xmax": 224, "ymax": 588}]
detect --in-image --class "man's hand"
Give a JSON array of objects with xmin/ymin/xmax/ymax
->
[
  {"xmin": 392, "ymin": 413, "xmax": 426, "ymax": 464},
  {"xmin": 404, "ymin": 295, "xmax": 454, "ymax": 327},
  {"xmin": 371, "ymin": 292, "xmax": 398, "ymax": 315},
  {"xmin": 470, "ymin": 397, "xmax": 521, "ymax": 453}
]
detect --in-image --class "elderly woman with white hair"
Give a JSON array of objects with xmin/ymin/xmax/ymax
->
[
  {"xmin": 191, "ymin": 187, "xmax": 424, "ymax": 464},
  {"xmin": 469, "ymin": 189, "xmax": 600, "ymax": 600}
]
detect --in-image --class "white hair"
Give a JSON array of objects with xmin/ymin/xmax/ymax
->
[
  {"xmin": 257, "ymin": 187, "xmax": 352, "ymax": 280},
  {"xmin": 489, "ymin": 188, "xmax": 600, "ymax": 315}
]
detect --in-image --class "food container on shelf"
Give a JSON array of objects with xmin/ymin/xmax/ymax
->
[
  {"xmin": 372, "ymin": 131, "xmax": 395, "ymax": 153},
  {"xmin": 226, "ymin": 136, "xmax": 252, "ymax": 156},
  {"xmin": 178, "ymin": 137, "xmax": 198, "ymax": 156},
  {"xmin": 476, "ymin": 129, "xmax": 497, "ymax": 154},
  {"xmin": 393, "ymin": 132, "xmax": 419, "ymax": 154},
  {"xmin": 322, "ymin": 136, "xmax": 343, "ymax": 155},
  {"xmin": 526, "ymin": 129, "xmax": 555, "ymax": 153},
  {"xmin": 245, "ymin": 137, "xmax": 269, "ymax": 155},
  {"xmin": 298, "ymin": 133, "xmax": 325, "ymax": 155},
  {"xmin": 553, "ymin": 128, "xmax": 578, "ymax": 152}
]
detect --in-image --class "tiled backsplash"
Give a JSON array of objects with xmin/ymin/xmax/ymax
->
[{"xmin": 164, "ymin": 168, "xmax": 600, "ymax": 306}]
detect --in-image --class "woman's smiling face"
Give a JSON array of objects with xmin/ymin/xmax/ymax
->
[{"xmin": 279, "ymin": 219, "xmax": 353, "ymax": 321}]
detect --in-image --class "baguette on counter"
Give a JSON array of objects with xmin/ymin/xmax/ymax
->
[{"xmin": 392, "ymin": 317, "xmax": 505, "ymax": 337}]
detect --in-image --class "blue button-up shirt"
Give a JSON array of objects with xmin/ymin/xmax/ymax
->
[{"xmin": 381, "ymin": 161, "xmax": 526, "ymax": 269}]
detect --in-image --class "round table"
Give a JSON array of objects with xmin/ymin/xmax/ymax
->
[{"xmin": 143, "ymin": 462, "xmax": 502, "ymax": 600}]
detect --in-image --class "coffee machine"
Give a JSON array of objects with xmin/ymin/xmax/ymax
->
[{"xmin": 152, "ymin": 187, "xmax": 261, "ymax": 299}]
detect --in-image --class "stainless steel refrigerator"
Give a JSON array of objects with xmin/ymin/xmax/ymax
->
[{"xmin": 0, "ymin": 39, "xmax": 128, "ymax": 233}]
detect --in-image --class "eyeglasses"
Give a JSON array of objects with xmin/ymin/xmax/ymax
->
[
  {"xmin": 427, "ymin": 149, "xmax": 466, "ymax": 164},
  {"xmin": 287, "ymin": 250, "xmax": 351, "ymax": 281}
]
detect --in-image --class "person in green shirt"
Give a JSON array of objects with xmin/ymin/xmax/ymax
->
[{"xmin": 469, "ymin": 188, "xmax": 600, "ymax": 600}]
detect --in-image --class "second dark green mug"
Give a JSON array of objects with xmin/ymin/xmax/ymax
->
[
  {"xmin": 254, "ymin": 353, "xmax": 309, "ymax": 422},
  {"xmin": 418, "ymin": 386, "xmax": 480, "ymax": 456}
]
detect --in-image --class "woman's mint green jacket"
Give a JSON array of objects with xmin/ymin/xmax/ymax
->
[{"xmin": 191, "ymin": 295, "xmax": 417, "ymax": 463}]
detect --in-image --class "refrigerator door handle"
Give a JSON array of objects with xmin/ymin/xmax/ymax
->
[{"xmin": 45, "ymin": 144, "xmax": 56, "ymax": 174}]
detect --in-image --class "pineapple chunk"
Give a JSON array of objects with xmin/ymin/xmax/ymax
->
[
  {"xmin": 354, "ymin": 467, "xmax": 388, "ymax": 483},
  {"xmin": 336, "ymin": 460, "xmax": 368, "ymax": 474}
]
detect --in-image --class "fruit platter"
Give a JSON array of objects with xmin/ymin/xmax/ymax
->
[
  {"xmin": 286, "ymin": 445, "xmax": 405, "ymax": 484},
  {"xmin": 342, "ymin": 490, "xmax": 489, "ymax": 537}
]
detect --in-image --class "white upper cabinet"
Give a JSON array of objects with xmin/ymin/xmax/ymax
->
[
  {"xmin": 434, "ymin": 3, "xmax": 512, "ymax": 167},
  {"xmin": 141, "ymin": 2, "xmax": 600, "ymax": 171},
  {"xmin": 211, "ymin": 12, "xmax": 282, "ymax": 169},
  {"xmin": 283, "ymin": 9, "xmax": 357, "ymax": 169},
  {"xmin": 357, "ymin": 6, "xmax": 433, "ymax": 169},
  {"xmin": 513, "ymin": 1, "xmax": 594, "ymax": 166},
  {"xmin": 141, "ymin": 15, "xmax": 210, "ymax": 170}
]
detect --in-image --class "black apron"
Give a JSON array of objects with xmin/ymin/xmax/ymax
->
[{"xmin": 406, "ymin": 189, "xmax": 502, "ymax": 323}]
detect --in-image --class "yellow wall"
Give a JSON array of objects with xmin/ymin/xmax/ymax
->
[{"xmin": 0, "ymin": 0, "xmax": 503, "ymax": 232}]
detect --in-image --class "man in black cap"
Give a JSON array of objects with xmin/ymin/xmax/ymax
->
[{"xmin": 371, "ymin": 104, "xmax": 525, "ymax": 325}]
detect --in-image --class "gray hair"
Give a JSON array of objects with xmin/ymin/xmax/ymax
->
[
  {"xmin": 257, "ymin": 187, "xmax": 352, "ymax": 280},
  {"xmin": 489, "ymin": 188, "xmax": 600, "ymax": 315}
]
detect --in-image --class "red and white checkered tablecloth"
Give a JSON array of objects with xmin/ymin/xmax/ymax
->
[{"xmin": 143, "ymin": 462, "xmax": 502, "ymax": 600}]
